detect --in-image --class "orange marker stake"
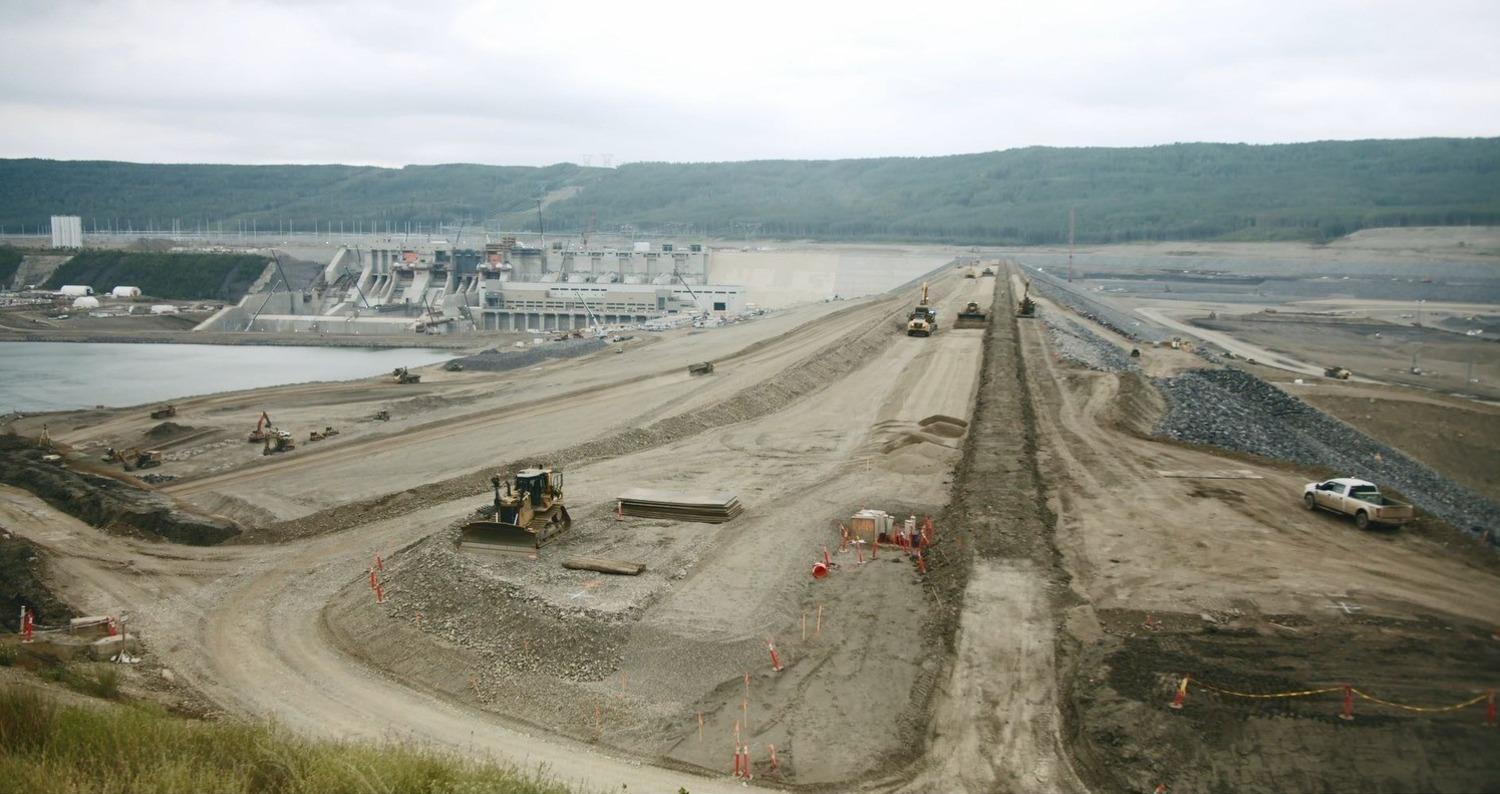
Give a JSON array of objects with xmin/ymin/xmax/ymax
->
[
  {"xmin": 1169, "ymin": 674, "xmax": 1190, "ymax": 710},
  {"xmin": 698, "ymin": 711, "xmax": 704, "ymax": 742},
  {"xmin": 816, "ymin": 604, "xmax": 823, "ymax": 637},
  {"xmin": 802, "ymin": 610, "xmax": 807, "ymax": 640}
]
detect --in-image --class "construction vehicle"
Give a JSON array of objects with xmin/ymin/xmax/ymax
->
[
  {"xmin": 459, "ymin": 467, "xmax": 573, "ymax": 552},
  {"xmin": 965, "ymin": 267, "xmax": 979, "ymax": 279},
  {"xmin": 372, "ymin": 410, "xmax": 391, "ymax": 421},
  {"xmin": 1016, "ymin": 280, "xmax": 1037, "ymax": 318},
  {"xmin": 444, "ymin": 360, "xmax": 465, "ymax": 372},
  {"xmin": 688, "ymin": 362, "xmax": 714, "ymax": 376},
  {"xmin": 906, "ymin": 283, "xmax": 938, "ymax": 337},
  {"xmin": 393, "ymin": 367, "xmax": 421, "ymax": 384},
  {"xmin": 262, "ymin": 430, "xmax": 295, "ymax": 455},
  {"xmin": 1324, "ymin": 366, "xmax": 1352, "ymax": 380},
  {"xmin": 150, "ymin": 404, "xmax": 177, "ymax": 420},
  {"xmin": 1304, "ymin": 478, "xmax": 1413, "ymax": 529},
  {"xmin": 308, "ymin": 426, "xmax": 340, "ymax": 442},
  {"xmin": 955, "ymin": 301, "xmax": 988, "ymax": 328},
  {"xmin": 248, "ymin": 411, "xmax": 273, "ymax": 443},
  {"xmin": 103, "ymin": 447, "xmax": 162, "ymax": 471},
  {"xmin": 980, "ymin": 265, "xmax": 996, "ymax": 277}
]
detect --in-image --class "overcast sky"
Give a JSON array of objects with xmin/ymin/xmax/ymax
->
[{"xmin": 1, "ymin": 0, "xmax": 1496, "ymax": 167}]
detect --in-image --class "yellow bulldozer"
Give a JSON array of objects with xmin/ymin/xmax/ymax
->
[
  {"xmin": 906, "ymin": 283, "xmax": 937, "ymax": 337},
  {"xmin": 460, "ymin": 467, "xmax": 573, "ymax": 553},
  {"xmin": 955, "ymin": 301, "xmax": 987, "ymax": 328}
]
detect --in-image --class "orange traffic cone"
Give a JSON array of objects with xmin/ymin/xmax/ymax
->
[{"xmin": 767, "ymin": 638, "xmax": 783, "ymax": 673}]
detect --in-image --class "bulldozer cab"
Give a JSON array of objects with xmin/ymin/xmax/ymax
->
[
  {"xmin": 461, "ymin": 467, "xmax": 572, "ymax": 554},
  {"xmin": 516, "ymin": 468, "xmax": 557, "ymax": 506}
]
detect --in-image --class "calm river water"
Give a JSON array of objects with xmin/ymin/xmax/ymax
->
[{"xmin": 0, "ymin": 342, "xmax": 455, "ymax": 412}]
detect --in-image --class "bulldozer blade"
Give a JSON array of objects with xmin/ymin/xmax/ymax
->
[
  {"xmin": 459, "ymin": 506, "xmax": 573, "ymax": 554},
  {"xmin": 460, "ymin": 520, "xmax": 543, "ymax": 553},
  {"xmin": 954, "ymin": 314, "xmax": 987, "ymax": 328}
]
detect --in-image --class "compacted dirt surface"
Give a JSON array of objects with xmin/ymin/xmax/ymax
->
[{"xmin": 6, "ymin": 241, "xmax": 1500, "ymax": 792}]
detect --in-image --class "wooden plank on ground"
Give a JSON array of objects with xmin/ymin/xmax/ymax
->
[{"xmin": 562, "ymin": 556, "xmax": 646, "ymax": 576}]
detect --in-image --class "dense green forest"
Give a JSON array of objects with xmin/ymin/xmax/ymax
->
[
  {"xmin": 3, "ymin": 138, "xmax": 1498, "ymax": 245},
  {"xmin": 0, "ymin": 246, "xmax": 21, "ymax": 285},
  {"xmin": 42, "ymin": 251, "xmax": 269, "ymax": 300}
]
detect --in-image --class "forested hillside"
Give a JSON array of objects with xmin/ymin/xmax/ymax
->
[
  {"xmin": 4, "ymin": 138, "xmax": 1498, "ymax": 245},
  {"xmin": 42, "ymin": 251, "xmax": 269, "ymax": 300}
]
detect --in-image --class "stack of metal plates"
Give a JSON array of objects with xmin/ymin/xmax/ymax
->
[{"xmin": 616, "ymin": 488, "xmax": 744, "ymax": 523}]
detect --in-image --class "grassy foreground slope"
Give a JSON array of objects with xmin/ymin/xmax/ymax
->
[
  {"xmin": 0, "ymin": 685, "xmax": 573, "ymax": 794},
  {"xmin": 3, "ymin": 137, "xmax": 1498, "ymax": 244}
]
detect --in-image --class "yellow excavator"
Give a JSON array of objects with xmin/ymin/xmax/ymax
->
[
  {"xmin": 1017, "ymin": 279, "xmax": 1037, "ymax": 318},
  {"xmin": 459, "ymin": 467, "xmax": 572, "ymax": 553},
  {"xmin": 906, "ymin": 283, "xmax": 937, "ymax": 337}
]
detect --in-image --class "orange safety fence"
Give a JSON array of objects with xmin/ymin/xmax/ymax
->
[{"xmin": 1169, "ymin": 674, "xmax": 1496, "ymax": 724}]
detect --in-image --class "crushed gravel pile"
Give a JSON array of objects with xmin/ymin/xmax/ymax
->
[
  {"xmin": 452, "ymin": 338, "xmax": 606, "ymax": 372},
  {"xmin": 383, "ymin": 530, "xmax": 629, "ymax": 682},
  {"xmin": 1156, "ymin": 368, "xmax": 1500, "ymax": 533},
  {"xmin": 1042, "ymin": 307, "xmax": 1141, "ymax": 374}
]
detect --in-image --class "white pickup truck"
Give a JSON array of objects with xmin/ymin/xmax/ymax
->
[{"xmin": 1303, "ymin": 478, "xmax": 1414, "ymax": 529}]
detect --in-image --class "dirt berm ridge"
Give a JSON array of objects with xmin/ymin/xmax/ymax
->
[{"xmin": 0, "ymin": 435, "xmax": 240, "ymax": 545}]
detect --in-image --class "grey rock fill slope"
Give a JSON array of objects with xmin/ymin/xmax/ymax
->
[{"xmin": 1156, "ymin": 368, "xmax": 1500, "ymax": 534}]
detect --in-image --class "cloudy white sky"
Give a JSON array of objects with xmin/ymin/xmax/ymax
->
[{"xmin": 1, "ymin": 0, "xmax": 1496, "ymax": 167}]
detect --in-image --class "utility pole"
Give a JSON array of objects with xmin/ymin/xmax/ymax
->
[
  {"xmin": 536, "ymin": 199, "xmax": 546, "ymax": 252},
  {"xmin": 1067, "ymin": 207, "xmax": 1076, "ymax": 283}
]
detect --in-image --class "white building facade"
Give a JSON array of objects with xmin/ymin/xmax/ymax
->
[{"xmin": 50, "ymin": 215, "xmax": 82, "ymax": 248}]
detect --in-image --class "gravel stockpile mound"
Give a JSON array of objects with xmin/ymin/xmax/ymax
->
[
  {"xmin": 452, "ymin": 338, "xmax": 607, "ymax": 372},
  {"xmin": 1042, "ymin": 307, "xmax": 1141, "ymax": 374},
  {"xmin": 1156, "ymin": 368, "xmax": 1500, "ymax": 533},
  {"xmin": 383, "ymin": 531, "xmax": 629, "ymax": 682}
]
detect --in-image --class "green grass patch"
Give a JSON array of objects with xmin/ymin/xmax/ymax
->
[
  {"xmin": 0, "ymin": 684, "xmax": 576, "ymax": 794},
  {"xmin": 0, "ymin": 245, "xmax": 21, "ymax": 285},
  {"xmin": 34, "ymin": 664, "xmax": 121, "ymax": 700}
]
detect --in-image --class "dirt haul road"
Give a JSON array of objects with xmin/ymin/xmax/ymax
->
[
  {"xmin": 1018, "ymin": 287, "xmax": 1500, "ymax": 791},
  {"xmin": 7, "ymin": 267, "xmax": 1067, "ymax": 791},
  {"xmin": 154, "ymin": 294, "xmax": 915, "ymax": 523},
  {"xmin": 319, "ymin": 271, "xmax": 1002, "ymax": 786}
]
